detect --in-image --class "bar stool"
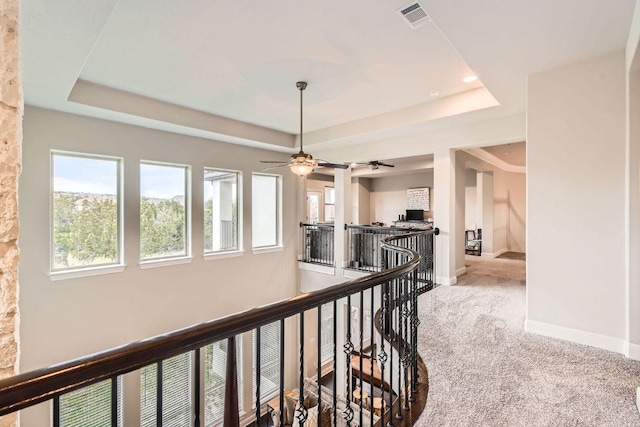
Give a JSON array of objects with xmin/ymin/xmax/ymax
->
[
  {"xmin": 372, "ymin": 397, "xmax": 386, "ymax": 417},
  {"xmin": 353, "ymin": 388, "xmax": 369, "ymax": 408}
]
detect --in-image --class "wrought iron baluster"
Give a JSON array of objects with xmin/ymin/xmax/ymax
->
[
  {"xmin": 370, "ymin": 286, "xmax": 375, "ymax": 427},
  {"xmin": 388, "ymin": 278, "xmax": 395, "ymax": 425},
  {"xmin": 317, "ymin": 306, "xmax": 323, "ymax": 427},
  {"xmin": 111, "ymin": 376, "xmax": 118, "ymax": 427},
  {"xmin": 344, "ymin": 295, "xmax": 354, "ymax": 425},
  {"xmin": 359, "ymin": 290, "xmax": 364, "ymax": 427},
  {"xmin": 279, "ymin": 319, "xmax": 285, "ymax": 427},
  {"xmin": 401, "ymin": 275, "xmax": 410, "ymax": 413},
  {"xmin": 410, "ymin": 268, "xmax": 419, "ymax": 402},
  {"xmin": 255, "ymin": 327, "xmax": 261, "ymax": 427},
  {"xmin": 53, "ymin": 395, "xmax": 60, "ymax": 427},
  {"xmin": 378, "ymin": 281, "xmax": 389, "ymax": 426},
  {"xmin": 194, "ymin": 349, "xmax": 201, "ymax": 427},
  {"xmin": 333, "ymin": 300, "xmax": 338, "ymax": 427},
  {"xmin": 296, "ymin": 314, "xmax": 307, "ymax": 426},
  {"xmin": 156, "ymin": 361, "xmax": 163, "ymax": 427}
]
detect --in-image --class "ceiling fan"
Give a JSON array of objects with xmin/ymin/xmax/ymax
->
[
  {"xmin": 351, "ymin": 160, "xmax": 395, "ymax": 170},
  {"xmin": 260, "ymin": 82, "xmax": 348, "ymax": 176}
]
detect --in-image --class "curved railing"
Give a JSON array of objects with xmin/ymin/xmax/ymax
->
[{"xmin": 0, "ymin": 228, "xmax": 438, "ymax": 426}]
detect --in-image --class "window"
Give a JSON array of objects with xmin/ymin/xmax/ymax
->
[
  {"xmin": 252, "ymin": 174, "xmax": 281, "ymax": 248},
  {"xmin": 252, "ymin": 321, "xmax": 281, "ymax": 403},
  {"xmin": 307, "ymin": 191, "xmax": 321, "ymax": 224},
  {"xmin": 350, "ymin": 306, "xmax": 372, "ymax": 350},
  {"xmin": 204, "ymin": 169, "xmax": 240, "ymax": 253},
  {"xmin": 59, "ymin": 378, "xmax": 122, "ymax": 427},
  {"xmin": 204, "ymin": 338, "xmax": 243, "ymax": 427},
  {"xmin": 140, "ymin": 162, "xmax": 190, "ymax": 261},
  {"xmin": 320, "ymin": 304, "xmax": 334, "ymax": 363},
  {"xmin": 140, "ymin": 353, "xmax": 193, "ymax": 427},
  {"xmin": 324, "ymin": 187, "xmax": 335, "ymax": 222},
  {"xmin": 51, "ymin": 152, "xmax": 121, "ymax": 271}
]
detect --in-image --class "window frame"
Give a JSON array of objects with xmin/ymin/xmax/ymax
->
[
  {"xmin": 49, "ymin": 150, "xmax": 124, "ymax": 279},
  {"xmin": 324, "ymin": 186, "xmax": 335, "ymax": 223},
  {"xmin": 139, "ymin": 160, "xmax": 192, "ymax": 267},
  {"xmin": 251, "ymin": 173, "xmax": 283, "ymax": 252},
  {"xmin": 203, "ymin": 167, "xmax": 243, "ymax": 258}
]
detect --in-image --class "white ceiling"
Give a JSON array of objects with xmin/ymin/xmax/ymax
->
[
  {"xmin": 22, "ymin": 0, "xmax": 636, "ymax": 155},
  {"xmin": 481, "ymin": 142, "xmax": 526, "ymax": 167}
]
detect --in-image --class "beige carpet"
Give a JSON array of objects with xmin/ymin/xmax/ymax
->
[{"xmin": 414, "ymin": 257, "xmax": 640, "ymax": 427}]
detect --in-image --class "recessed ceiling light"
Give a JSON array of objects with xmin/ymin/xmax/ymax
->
[
  {"xmin": 463, "ymin": 75, "xmax": 478, "ymax": 83},
  {"xmin": 429, "ymin": 90, "xmax": 440, "ymax": 97}
]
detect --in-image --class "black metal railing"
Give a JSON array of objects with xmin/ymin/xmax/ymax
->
[
  {"xmin": 346, "ymin": 225, "xmax": 408, "ymax": 272},
  {"xmin": 299, "ymin": 222, "xmax": 335, "ymax": 266},
  {"xmin": 0, "ymin": 228, "xmax": 438, "ymax": 427}
]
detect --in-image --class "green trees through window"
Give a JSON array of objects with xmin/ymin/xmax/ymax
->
[
  {"xmin": 52, "ymin": 153, "xmax": 120, "ymax": 270},
  {"xmin": 140, "ymin": 162, "xmax": 189, "ymax": 260}
]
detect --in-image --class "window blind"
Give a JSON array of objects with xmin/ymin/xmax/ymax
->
[
  {"xmin": 320, "ymin": 303, "xmax": 334, "ymax": 363},
  {"xmin": 252, "ymin": 321, "xmax": 281, "ymax": 403},
  {"xmin": 59, "ymin": 377, "xmax": 122, "ymax": 427},
  {"xmin": 140, "ymin": 352, "xmax": 193, "ymax": 427}
]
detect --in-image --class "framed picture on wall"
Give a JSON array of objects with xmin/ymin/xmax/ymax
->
[{"xmin": 407, "ymin": 187, "xmax": 430, "ymax": 211}]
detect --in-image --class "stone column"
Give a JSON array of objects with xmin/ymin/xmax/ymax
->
[{"xmin": 0, "ymin": 0, "xmax": 22, "ymax": 426}]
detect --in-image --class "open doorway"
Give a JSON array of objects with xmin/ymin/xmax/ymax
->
[{"xmin": 462, "ymin": 142, "xmax": 526, "ymax": 260}]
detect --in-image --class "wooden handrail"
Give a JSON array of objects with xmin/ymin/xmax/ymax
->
[{"xmin": 0, "ymin": 229, "xmax": 437, "ymax": 416}]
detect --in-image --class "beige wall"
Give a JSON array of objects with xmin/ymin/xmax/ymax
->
[
  {"xmin": 351, "ymin": 177, "xmax": 372, "ymax": 225},
  {"xmin": 19, "ymin": 107, "xmax": 300, "ymax": 424},
  {"xmin": 493, "ymin": 169, "xmax": 526, "ymax": 254},
  {"xmin": 369, "ymin": 172, "xmax": 434, "ymax": 226},
  {"xmin": 527, "ymin": 51, "xmax": 627, "ymax": 348}
]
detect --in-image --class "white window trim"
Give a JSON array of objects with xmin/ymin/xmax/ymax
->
[
  {"xmin": 203, "ymin": 167, "xmax": 243, "ymax": 255},
  {"xmin": 139, "ymin": 160, "xmax": 192, "ymax": 262},
  {"xmin": 203, "ymin": 250, "xmax": 245, "ymax": 261},
  {"xmin": 49, "ymin": 264, "xmax": 127, "ymax": 281},
  {"xmin": 251, "ymin": 173, "xmax": 283, "ymax": 250},
  {"xmin": 139, "ymin": 256, "xmax": 194, "ymax": 269},
  {"xmin": 50, "ymin": 150, "xmax": 124, "ymax": 275},
  {"xmin": 251, "ymin": 246, "xmax": 284, "ymax": 255}
]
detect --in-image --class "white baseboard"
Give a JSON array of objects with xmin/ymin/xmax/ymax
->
[
  {"xmin": 481, "ymin": 248, "xmax": 508, "ymax": 258},
  {"xmin": 455, "ymin": 267, "xmax": 467, "ymax": 277},
  {"xmin": 437, "ymin": 275, "xmax": 457, "ymax": 286},
  {"xmin": 625, "ymin": 342, "xmax": 640, "ymax": 361},
  {"xmin": 524, "ymin": 319, "xmax": 626, "ymax": 355}
]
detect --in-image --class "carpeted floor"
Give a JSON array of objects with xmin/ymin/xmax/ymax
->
[
  {"xmin": 497, "ymin": 251, "xmax": 526, "ymax": 261},
  {"xmin": 414, "ymin": 257, "xmax": 640, "ymax": 427}
]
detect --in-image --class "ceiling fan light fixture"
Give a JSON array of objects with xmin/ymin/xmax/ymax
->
[{"xmin": 290, "ymin": 163, "xmax": 314, "ymax": 176}]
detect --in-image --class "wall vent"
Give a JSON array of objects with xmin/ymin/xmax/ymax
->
[{"xmin": 397, "ymin": 2, "xmax": 432, "ymax": 29}]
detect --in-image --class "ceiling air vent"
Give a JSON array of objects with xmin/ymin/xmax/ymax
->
[{"xmin": 397, "ymin": 2, "xmax": 432, "ymax": 29}]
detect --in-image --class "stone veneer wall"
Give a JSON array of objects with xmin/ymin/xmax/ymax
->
[{"xmin": 0, "ymin": 0, "xmax": 21, "ymax": 426}]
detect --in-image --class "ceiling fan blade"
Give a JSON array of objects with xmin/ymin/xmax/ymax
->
[
  {"xmin": 260, "ymin": 160, "xmax": 290, "ymax": 164},
  {"xmin": 317, "ymin": 161, "xmax": 349, "ymax": 169},
  {"xmin": 263, "ymin": 164, "xmax": 290, "ymax": 171},
  {"xmin": 377, "ymin": 162, "xmax": 395, "ymax": 167}
]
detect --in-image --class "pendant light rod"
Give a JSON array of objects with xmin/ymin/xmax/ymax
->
[{"xmin": 296, "ymin": 81, "xmax": 307, "ymax": 154}]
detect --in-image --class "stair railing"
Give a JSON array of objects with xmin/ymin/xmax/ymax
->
[{"xmin": 0, "ymin": 228, "xmax": 438, "ymax": 426}]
